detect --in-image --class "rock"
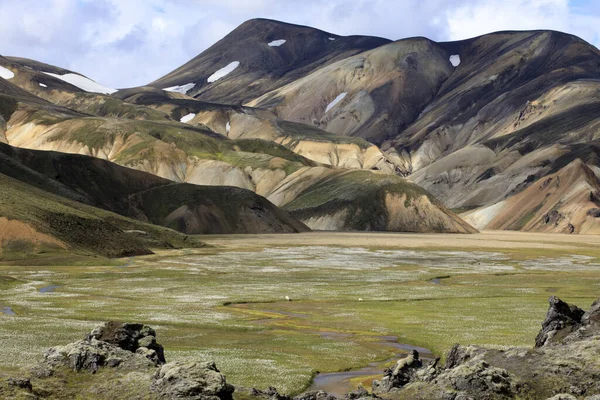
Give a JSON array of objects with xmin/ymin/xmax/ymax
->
[
  {"xmin": 545, "ymin": 395, "xmax": 577, "ymax": 400},
  {"xmin": 152, "ymin": 360, "xmax": 234, "ymax": 400},
  {"xmin": 293, "ymin": 391, "xmax": 338, "ymax": 400},
  {"xmin": 567, "ymin": 223, "xmax": 575, "ymax": 233},
  {"xmin": 7, "ymin": 377, "xmax": 32, "ymax": 391},
  {"xmin": 535, "ymin": 296, "xmax": 585, "ymax": 347},
  {"xmin": 587, "ymin": 208, "xmax": 600, "ymax": 218},
  {"xmin": 345, "ymin": 386, "xmax": 377, "ymax": 399},
  {"xmin": 445, "ymin": 360, "xmax": 515, "ymax": 396},
  {"xmin": 250, "ymin": 386, "xmax": 291, "ymax": 400},
  {"xmin": 41, "ymin": 321, "xmax": 167, "ymax": 374},
  {"xmin": 43, "ymin": 337, "xmax": 156, "ymax": 373},
  {"xmin": 88, "ymin": 321, "xmax": 165, "ymax": 364},
  {"xmin": 372, "ymin": 350, "xmax": 423, "ymax": 393}
]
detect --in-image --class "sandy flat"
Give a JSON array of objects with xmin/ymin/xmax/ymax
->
[{"xmin": 193, "ymin": 230, "xmax": 600, "ymax": 252}]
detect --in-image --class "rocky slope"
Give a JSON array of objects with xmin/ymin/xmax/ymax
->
[
  {"xmin": 462, "ymin": 159, "xmax": 600, "ymax": 234},
  {"xmin": 248, "ymin": 37, "xmax": 454, "ymax": 144},
  {"xmin": 145, "ymin": 18, "xmax": 390, "ymax": 104}
]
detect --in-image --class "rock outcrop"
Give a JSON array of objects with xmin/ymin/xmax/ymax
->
[
  {"xmin": 152, "ymin": 361, "xmax": 234, "ymax": 400},
  {"xmin": 369, "ymin": 297, "xmax": 600, "ymax": 400},
  {"xmin": 372, "ymin": 350, "xmax": 424, "ymax": 392},
  {"xmin": 535, "ymin": 296, "xmax": 586, "ymax": 347},
  {"xmin": 42, "ymin": 322, "xmax": 165, "ymax": 374},
  {"xmin": 8, "ymin": 321, "xmax": 235, "ymax": 400}
]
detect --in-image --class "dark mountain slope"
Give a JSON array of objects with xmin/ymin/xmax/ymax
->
[
  {"xmin": 0, "ymin": 142, "xmax": 309, "ymax": 235},
  {"xmin": 146, "ymin": 18, "xmax": 391, "ymax": 104}
]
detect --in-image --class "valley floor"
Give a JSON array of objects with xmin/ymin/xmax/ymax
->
[{"xmin": 1, "ymin": 231, "xmax": 599, "ymax": 394}]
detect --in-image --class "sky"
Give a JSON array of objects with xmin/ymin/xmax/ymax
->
[{"xmin": 0, "ymin": 0, "xmax": 599, "ymax": 88}]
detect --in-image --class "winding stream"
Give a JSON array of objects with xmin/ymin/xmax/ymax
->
[{"xmin": 308, "ymin": 336, "xmax": 433, "ymax": 397}]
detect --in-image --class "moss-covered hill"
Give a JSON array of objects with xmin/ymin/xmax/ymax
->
[{"xmin": 284, "ymin": 170, "xmax": 477, "ymax": 233}]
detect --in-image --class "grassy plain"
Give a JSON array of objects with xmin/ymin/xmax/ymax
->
[{"xmin": 0, "ymin": 231, "xmax": 599, "ymax": 394}]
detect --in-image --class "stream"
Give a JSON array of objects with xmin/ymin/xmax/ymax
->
[
  {"xmin": 0, "ymin": 306, "xmax": 15, "ymax": 315},
  {"xmin": 39, "ymin": 285, "xmax": 60, "ymax": 293},
  {"xmin": 308, "ymin": 336, "xmax": 433, "ymax": 397},
  {"xmin": 229, "ymin": 305, "xmax": 435, "ymax": 397}
]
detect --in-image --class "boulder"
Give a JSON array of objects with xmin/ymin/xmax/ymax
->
[
  {"xmin": 372, "ymin": 350, "xmax": 423, "ymax": 393},
  {"xmin": 152, "ymin": 360, "xmax": 234, "ymax": 400},
  {"xmin": 250, "ymin": 386, "xmax": 292, "ymax": 400},
  {"xmin": 88, "ymin": 321, "xmax": 165, "ymax": 363},
  {"xmin": 535, "ymin": 296, "xmax": 585, "ymax": 347},
  {"xmin": 43, "ymin": 337, "xmax": 156, "ymax": 373},
  {"xmin": 293, "ymin": 391, "xmax": 338, "ymax": 400}
]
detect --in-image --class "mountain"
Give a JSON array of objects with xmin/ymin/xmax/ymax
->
[
  {"xmin": 462, "ymin": 159, "xmax": 600, "ymax": 234},
  {"xmin": 9, "ymin": 20, "xmax": 600, "ymax": 237},
  {"xmin": 141, "ymin": 22, "xmax": 600, "ymax": 235},
  {"xmin": 145, "ymin": 18, "xmax": 391, "ymax": 104},
  {"xmin": 248, "ymin": 37, "xmax": 453, "ymax": 143},
  {"xmin": 0, "ymin": 48, "xmax": 472, "ymax": 238}
]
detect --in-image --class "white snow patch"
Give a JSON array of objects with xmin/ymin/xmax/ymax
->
[
  {"xmin": 325, "ymin": 92, "xmax": 347, "ymax": 113},
  {"xmin": 0, "ymin": 66, "xmax": 15, "ymax": 80},
  {"xmin": 180, "ymin": 113, "xmax": 196, "ymax": 123},
  {"xmin": 449, "ymin": 55, "xmax": 461, "ymax": 67},
  {"xmin": 226, "ymin": 122, "xmax": 231, "ymax": 134},
  {"xmin": 39, "ymin": 83, "xmax": 48, "ymax": 88},
  {"xmin": 329, "ymin": 37, "xmax": 336, "ymax": 41},
  {"xmin": 163, "ymin": 83, "xmax": 195, "ymax": 94},
  {"xmin": 207, "ymin": 61, "xmax": 240, "ymax": 83},
  {"xmin": 268, "ymin": 39, "xmax": 286, "ymax": 47},
  {"xmin": 42, "ymin": 72, "xmax": 116, "ymax": 94}
]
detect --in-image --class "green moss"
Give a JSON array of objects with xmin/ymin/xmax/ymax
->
[{"xmin": 284, "ymin": 170, "xmax": 432, "ymax": 228}]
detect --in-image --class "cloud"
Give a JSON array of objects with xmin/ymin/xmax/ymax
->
[{"xmin": 0, "ymin": 0, "xmax": 598, "ymax": 88}]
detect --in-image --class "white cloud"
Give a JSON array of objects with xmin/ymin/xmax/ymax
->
[{"xmin": 0, "ymin": 0, "xmax": 597, "ymax": 88}]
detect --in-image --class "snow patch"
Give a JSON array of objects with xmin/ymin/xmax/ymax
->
[
  {"xmin": 39, "ymin": 83, "xmax": 48, "ymax": 88},
  {"xmin": 325, "ymin": 92, "xmax": 347, "ymax": 113},
  {"xmin": 42, "ymin": 72, "xmax": 116, "ymax": 94},
  {"xmin": 180, "ymin": 113, "xmax": 196, "ymax": 123},
  {"xmin": 449, "ymin": 55, "xmax": 461, "ymax": 67},
  {"xmin": 0, "ymin": 66, "xmax": 15, "ymax": 80},
  {"xmin": 163, "ymin": 83, "xmax": 195, "ymax": 94},
  {"xmin": 329, "ymin": 37, "xmax": 336, "ymax": 41},
  {"xmin": 207, "ymin": 61, "xmax": 240, "ymax": 83},
  {"xmin": 268, "ymin": 39, "xmax": 286, "ymax": 47},
  {"xmin": 226, "ymin": 122, "xmax": 231, "ymax": 134}
]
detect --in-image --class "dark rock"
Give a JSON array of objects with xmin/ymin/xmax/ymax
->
[
  {"xmin": 7, "ymin": 377, "xmax": 32, "ymax": 391},
  {"xmin": 535, "ymin": 296, "xmax": 585, "ymax": 347},
  {"xmin": 293, "ymin": 390, "xmax": 338, "ymax": 400},
  {"xmin": 345, "ymin": 386, "xmax": 378, "ymax": 399},
  {"xmin": 88, "ymin": 321, "xmax": 165, "ymax": 364},
  {"xmin": 445, "ymin": 344, "xmax": 471, "ymax": 369},
  {"xmin": 251, "ymin": 386, "xmax": 291, "ymax": 400},
  {"xmin": 587, "ymin": 208, "xmax": 600, "ymax": 218},
  {"xmin": 567, "ymin": 223, "xmax": 575, "ymax": 234},
  {"xmin": 372, "ymin": 350, "xmax": 423, "ymax": 393},
  {"xmin": 543, "ymin": 210, "xmax": 563, "ymax": 225}
]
